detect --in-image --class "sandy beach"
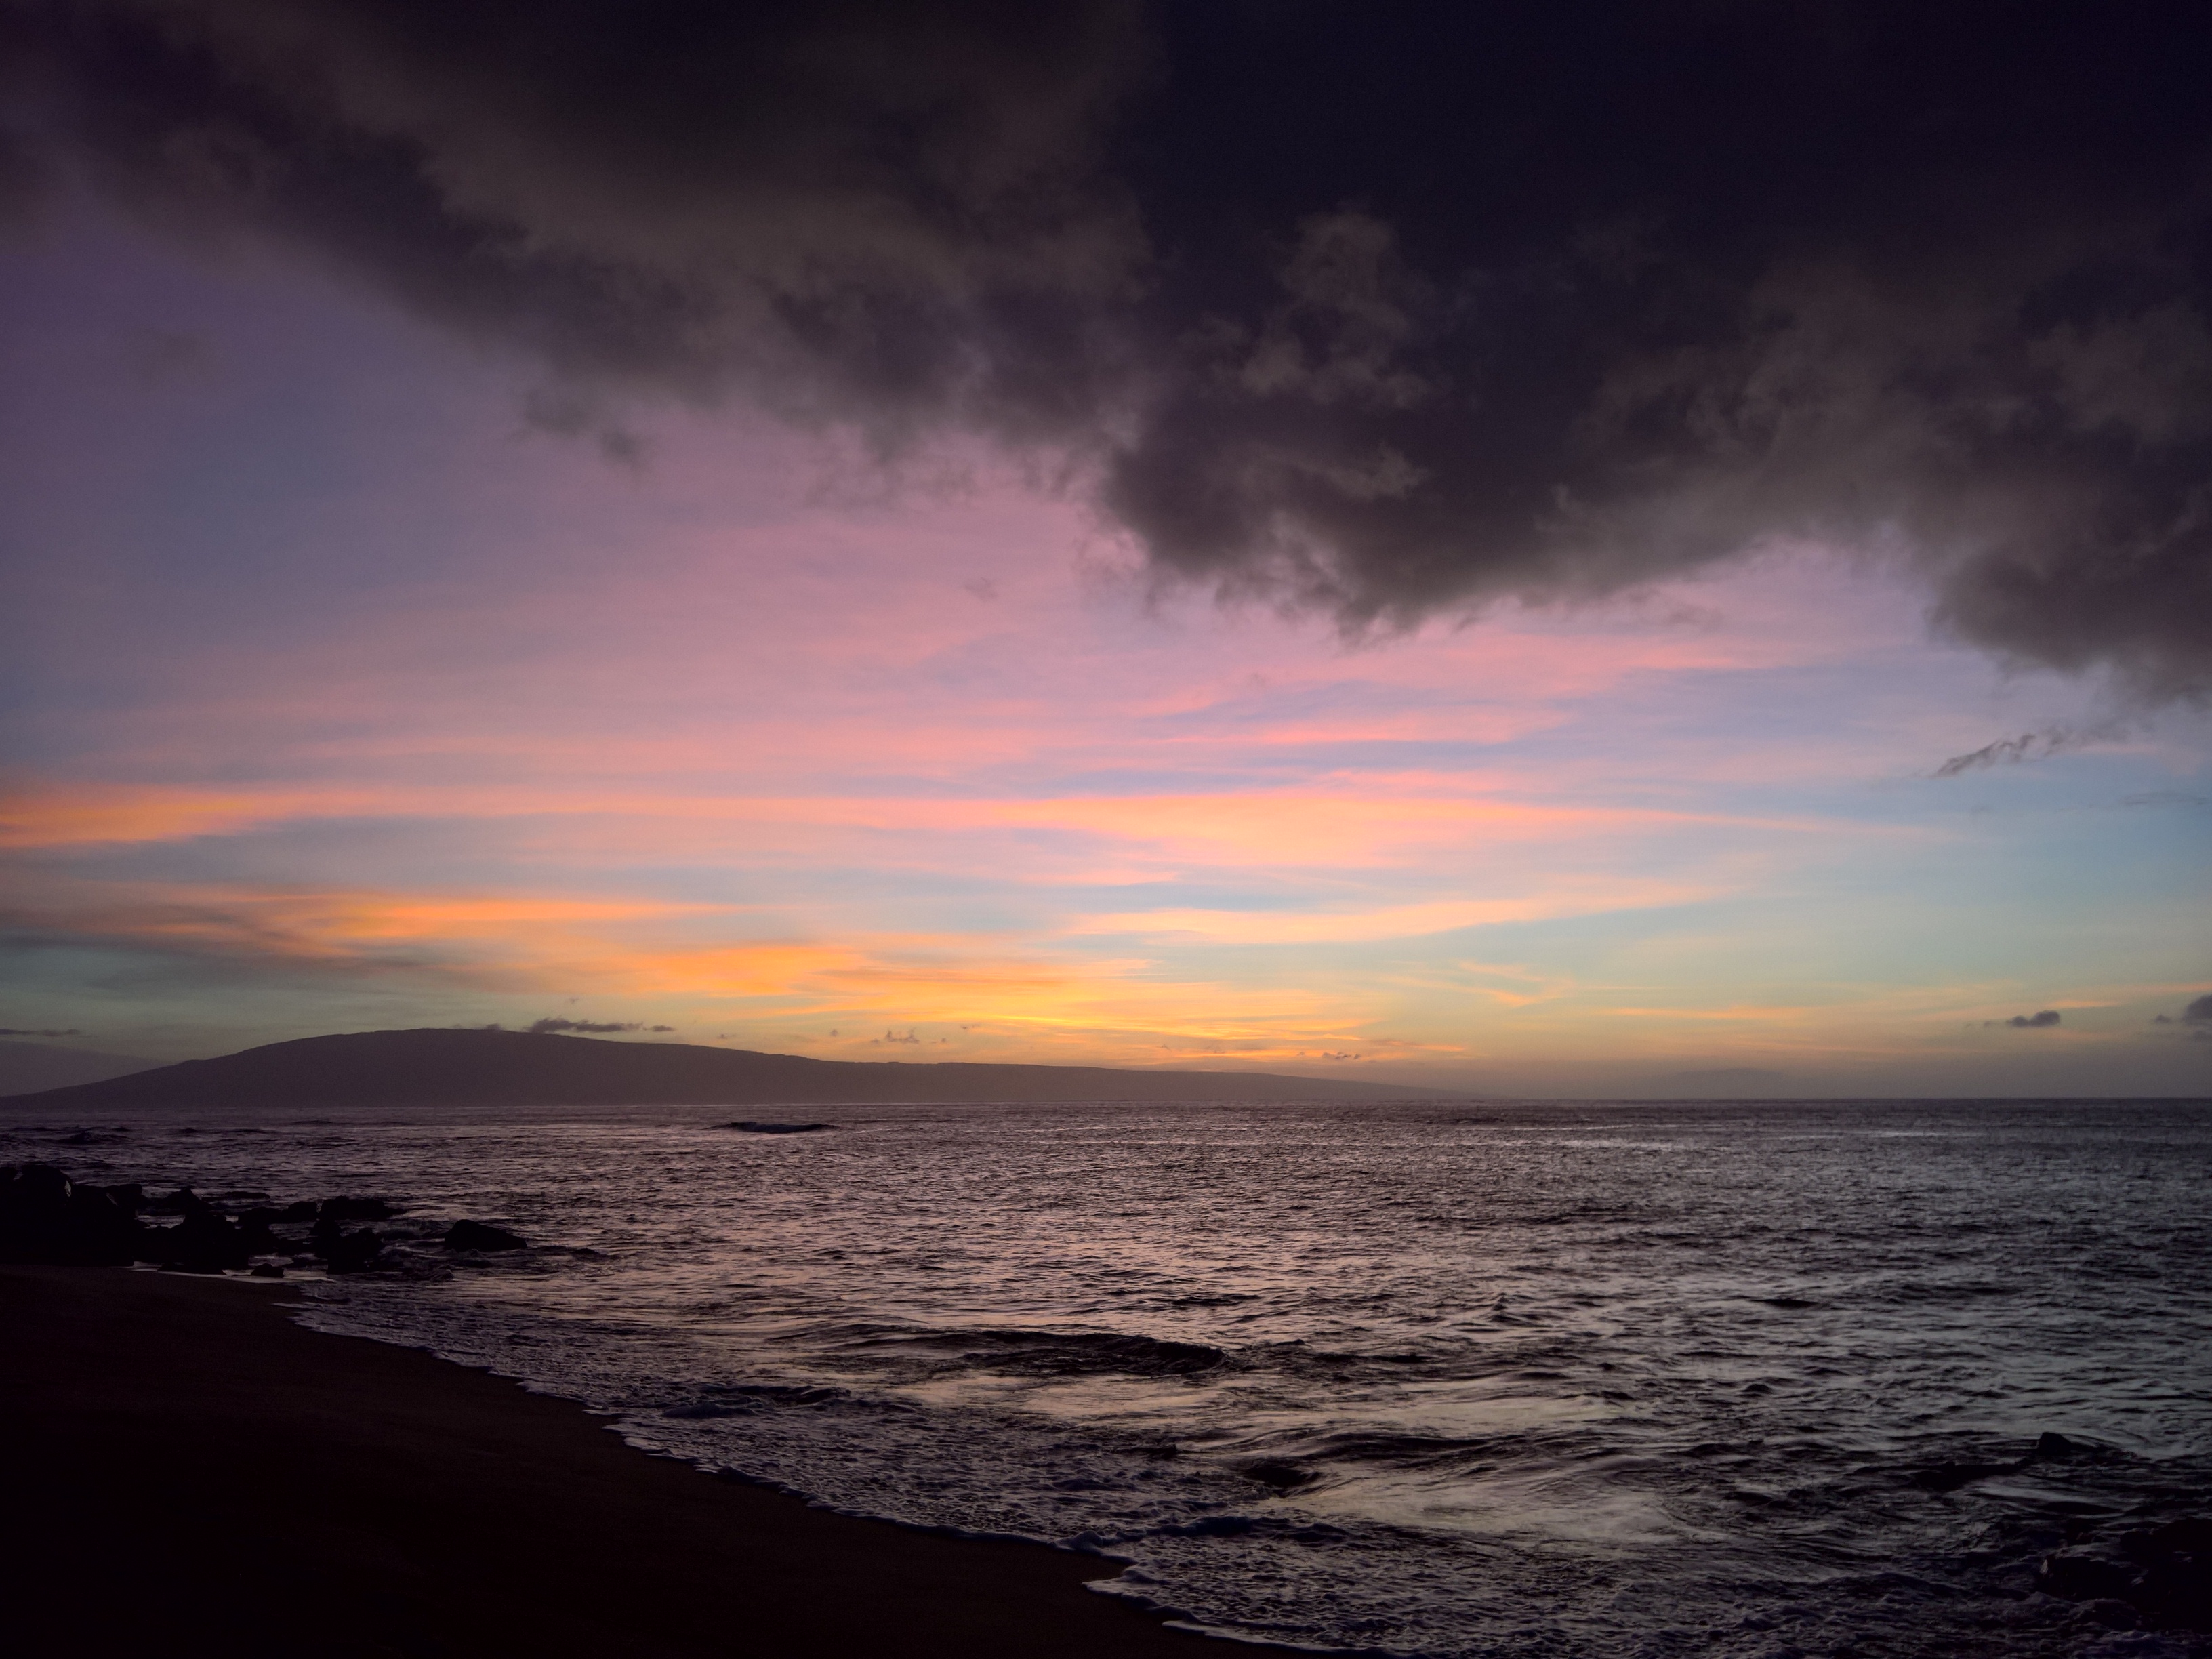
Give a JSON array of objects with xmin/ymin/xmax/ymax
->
[{"xmin": 1, "ymin": 1265, "xmax": 1213, "ymax": 1658}]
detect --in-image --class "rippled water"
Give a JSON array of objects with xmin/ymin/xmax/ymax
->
[{"xmin": 7, "ymin": 1097, "xmax": 2209, "ymax": 1657}]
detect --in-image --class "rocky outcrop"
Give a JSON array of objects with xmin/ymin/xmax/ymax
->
[
  {"xmin": 442, "ymin": 1220, "xmax": 527, "ymax": 1252},
  {"xmin": 2039, "ymin": 1517, "xmax": 2212, "ymax": 1632},
  {"xmin": 308, "ymin": 1212, "xmax": 384, "ymax": 1273},
  {"xmin": 319, "ymin": 1195, "xmax": 394, "ymax": 1222},
  {"xmin": 0, "ymin": 1163, "xmax": 552, "ymax": 1279},
  {"xmin": 155, "ymin": 1192, "xmax": 252, "ymax": 1273},
  {"xmin": 0, "ymin": 1164, "xmax": 146, "ymax": 1265}
]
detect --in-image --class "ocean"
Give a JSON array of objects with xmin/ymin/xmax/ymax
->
[{"xmin": 6, "ymin": 1097, "xmax": 2208, "ymax": 1658}]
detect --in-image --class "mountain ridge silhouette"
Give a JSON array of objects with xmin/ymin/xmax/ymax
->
[{"xmin": 0, "ymin": 1027, "xmax": 1444, "ymax": 1109}]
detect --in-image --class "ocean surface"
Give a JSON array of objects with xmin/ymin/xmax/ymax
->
[{"xmin": 6, "ymin": 1097, "xmax": 2209, "ymax": 1658}]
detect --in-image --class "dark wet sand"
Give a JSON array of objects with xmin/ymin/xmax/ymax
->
[{"xmin": 1, "ymin": 1266, "xmax": 1215, "ymax": 1657}]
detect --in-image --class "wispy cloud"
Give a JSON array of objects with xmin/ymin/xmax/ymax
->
[
  {"xmin": 1934, "ymin": 729, "xmax": 2087, "ymax": 777},
  {"xmin": 526, "ymin": 1017, "xmax": 676, "ymax": 1035}
]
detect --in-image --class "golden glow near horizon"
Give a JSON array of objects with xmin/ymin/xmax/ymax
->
[{"xmin": 1, "ymin": 216, "xmax": 2206, "ymax": 1094}]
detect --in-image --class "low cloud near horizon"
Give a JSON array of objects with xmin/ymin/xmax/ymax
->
[
  {"xmin": 526, "ymin": 1017, "xmax": 677, "ymax": 1036},
  {"xmin": 9, "ymin": 0, "xmax": 2211, "ymax": 698}
]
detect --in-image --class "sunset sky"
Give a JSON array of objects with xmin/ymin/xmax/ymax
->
[{"xmin": 3, "ymin": 3, "xmax": 2207, "ymax": 1094}]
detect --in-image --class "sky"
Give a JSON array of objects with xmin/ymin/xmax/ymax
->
[{"xmin": 1, "ymin": 1, "xmax": 2207, "ymax": 1094}]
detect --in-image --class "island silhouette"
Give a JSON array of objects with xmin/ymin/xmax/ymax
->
[{"xmin": 0, "ymin": 1027, "xmax": 1441, "ymax": 1109}]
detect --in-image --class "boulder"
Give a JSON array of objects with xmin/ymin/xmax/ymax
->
[
  {"xmin": 442, "ymin": 1220, "xmax": 527, "ymax": 1252},
  {"xmin": 2038, "ymin": 1522, "xmax": 2212, "ymax": 1632},
  {"xmin": 2147, "ymin": 1519, "xmax": 2212, "ymax": 1559},
  {"xmin": 319, "ymin": 1195, "xmax": 394, "ymax": 1222},
  {"xmin": 310, "ymin": 1214, "xmax": 384, "ymax": 1273},
  {"xmin": 2040, "ymin": 1549, "xmax": 2142, "ymax": 1602},
  {"xmin": 2133, "ymin": 1519, "xmax": 2212, "ymax": 1631},
  {"xmin": 0, "ymin": 1163, "xmax": 148, "ymax": 1265},
  {"xmin": 232, "ymin": 1208, "xmax": 282, "ymax": 1254},
  {"xmin": 323, "ymin": 1229, "xmax": 384, "ymax": 1273},
  {"xmin": 155, "ymin": 1197, "xmax": 251, "ymax": 1273},
  {"xmin": 12, "ymin": 1163, "xmax": 71, "ymax": 1204}
]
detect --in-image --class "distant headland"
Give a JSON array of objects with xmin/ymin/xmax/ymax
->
[{"xmin": 0, "ymin": 1027, "xmax": 1444, "ymax": 1110}]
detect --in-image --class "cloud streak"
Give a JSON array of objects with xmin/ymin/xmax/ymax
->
[
  {"xmin": 526, "ymin": 1017, "xmax": 674, "ymax": 1035},
  {"xmin": 9, "ymin": 1, "xmax": 2210, "ymax": 695},
  {"xmin": 1934, "ymin": 729, "xmax": 2088, "ymax": 778}
]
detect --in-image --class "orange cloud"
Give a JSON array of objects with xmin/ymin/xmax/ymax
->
[
  {"xmin": 0, "ymin": 786, "xmax": 382, "ymax": 848},
  {"xmin": 1071, "ymin": 881, "xmax": 1725, "ymax": 944},
  {"xmin": 5, "ymin": 778, "xmax": 1822, "ymax": 829},
  {"xmin": 0, "ymin": 876, "xmax": 726, "ymax": 979}
]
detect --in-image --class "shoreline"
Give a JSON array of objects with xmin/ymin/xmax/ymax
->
[{"xmin": 1, "ymin": 1265, "xmax": 1222, "ymax": 1657}]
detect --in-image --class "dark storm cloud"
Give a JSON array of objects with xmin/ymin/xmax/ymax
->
[
  {"xmin": 1984, "ymin": 1009, "xmax": 2062, "ymax": 1029},
  {"xmin": 2186, "ymin": 995, "xmax": 2212, "ymax": 1026},
  {"xmin": 0, "ymin": 1026, "xmax": 84, "ymax": 1036},
  {"xmin": 9, "ymin": 1, "xmax": 2212, "ymax": 694}
]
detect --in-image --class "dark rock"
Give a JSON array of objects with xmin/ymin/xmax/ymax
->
[
  {"xmin": 2074, "ymin": 1599, "xmax": 2142, "ymax": 1630},
  {"xmin": 2150, "ymin": 1519, "xmax": 2212, "ymax": 1559},
  {"xmin": 274, "ymin": 1200, "xmax": 319, "ymax": 1223},
  {"xmin": 2135, "ymin": 1519, "xmax": 2212, "ymax": 1631},
  {"xmin": 319, "ymin": 1195, "xmax": 394, "ymax": 1221},
  {"xmin": 721, "ymin": 1120, "xmax": 837, "ymax": 1134},
  {"xmin": 442, "ymin": 1220, "xmax": 527, "ymax": 1252},
  {"xmin": 325, "ymin": 1231, "xmax": 383, "ymax": 1273},
  {"xmin": 247, "ymin": 1263, "xmax": 285, "ymax": 1279},
  {"xmin": 312, "ymin": 1221, "xmax": 384, "ymax": 1273},
  {"xmin": 156, "ymin": 1200, "xmax": 251, "ymax": 1273},
  {"xmin": 2034, "ymin": 1431, "xmax": 2083, "ymax": 1460},
  {"xmin": 14, "ymin": 1164, "xmax": 71, "ymax": 1204},
  {"xmin": 2141, "ymin": 1565, "xmax": 2212, "ymax": 1631},
  {"xmin": 96, "ymin": 1182, "xmax": 145, "ymax": 1215},
  {"xmin": 2040, "ymin": 1550, "xmax": 2144, "ymax": 1602},
  {"xmin": 0, "ymin": 1163, "xmax": 148, "ymax": 1265},
  {"xmin": 142, "ymin": 1187, "xmax": 199, "ymax": 1216},
  {"xmin": 2034, "ymin": 1519, "xmax": 2212, "ymax": 1631}
]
